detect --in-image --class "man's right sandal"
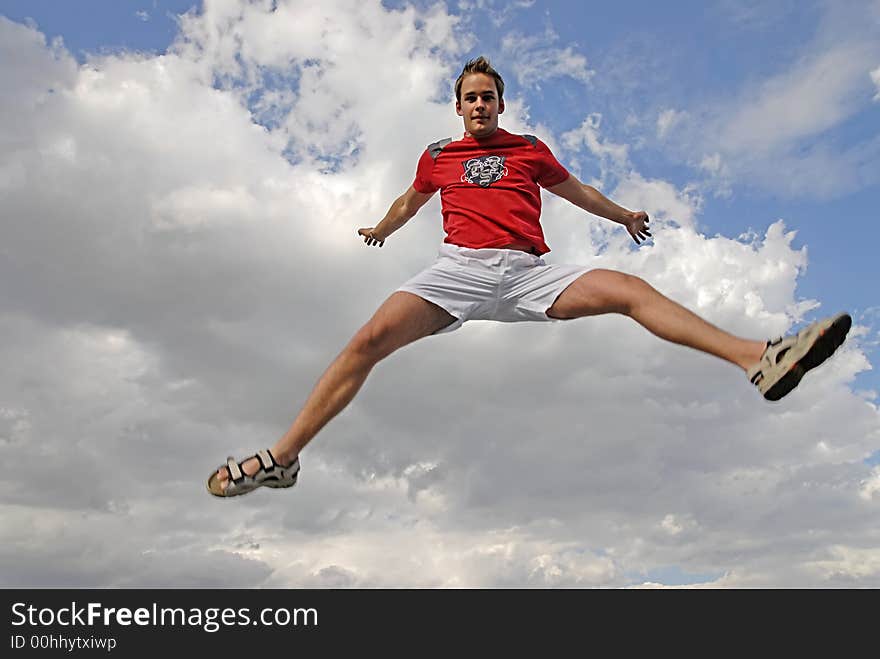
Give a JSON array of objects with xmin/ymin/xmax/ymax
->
[
  {"xmin": 206, "ymin": 449, "xmax": 300, "ymax": 498},
  {"xmin": 747, "ymin": 312, "xmax": 851, "ymax": 401}
]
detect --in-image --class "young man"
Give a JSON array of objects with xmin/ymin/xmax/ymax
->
[{"xmin": 207, "ymin": 57, "xmax": 851, "ymax": 497}]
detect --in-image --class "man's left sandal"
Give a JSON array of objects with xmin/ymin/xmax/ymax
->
[{"xmin": 206, "ymin": 449, "xmax": 300, "ymax": 498}]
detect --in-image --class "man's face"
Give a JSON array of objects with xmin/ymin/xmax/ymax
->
[{"xmin": 456, "ymin": 73, "xmax": 504, "ymax": 138}]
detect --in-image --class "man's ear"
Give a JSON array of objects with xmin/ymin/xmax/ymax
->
[
  {"xmin": 498, "ymin": 98, "xmax": 505, "ymax": 114},
  {"xmin": 455, "ymin": 101, "xmax": 463, "ymax": 117}
]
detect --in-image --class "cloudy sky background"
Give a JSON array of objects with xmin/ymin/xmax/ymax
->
[{"xmin": 1, "ymin": 0, "xmax": 879, "ymax": 587}]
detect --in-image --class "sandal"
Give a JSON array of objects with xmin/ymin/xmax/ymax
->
[
  {"xmin": 747, "ymin": 312, "xmax": 851, "ymax": 401},
  {"xmin": 206, "ymin": 449, "xmax": 300, "ymax": 498}
]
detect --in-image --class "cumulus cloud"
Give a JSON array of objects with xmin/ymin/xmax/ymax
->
[{"xmin": 0, "ymin": 2, "xmax": 878, "ymax": 588}]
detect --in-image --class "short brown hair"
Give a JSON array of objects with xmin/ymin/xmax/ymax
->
[{"xmin": 454, "ymin": 56, "xmax": 505, "ymax": 102}]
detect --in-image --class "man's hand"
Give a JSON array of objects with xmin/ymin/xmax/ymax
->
[
  {"xmin": 623, "ymin": 211, "xmax": 651, "ymax": 245},
  {"xmin": 357, "ymin": 227, "xmax": 385, "ymax": 247}
]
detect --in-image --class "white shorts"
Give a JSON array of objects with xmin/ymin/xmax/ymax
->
[{"xmin": 396, "ymin": 244, "xmax": 590, "ymax": 335}]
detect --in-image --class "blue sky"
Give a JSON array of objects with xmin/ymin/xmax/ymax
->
[
  {"xmin": 1, "ymin": 0, "xmax": 196, "ymax": 57},
  {"xmin": 2, "ymin": 1, "xmax": 879, "ymax": 587}
]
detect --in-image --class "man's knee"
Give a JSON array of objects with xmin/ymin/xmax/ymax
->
[
  {"xmin": 348, "ymin": 321, "xmax": 391, "ymax": 361},
  {"xmin": 605, "ymin": 270, "xmax": 651, "ymax": 315},
  {"xmin": 348, "ymin": 317, "xmax": 413, "ymax": 363}
]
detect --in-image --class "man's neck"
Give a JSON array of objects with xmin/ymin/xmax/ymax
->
[{"xmin": 464, "ymin": 126, "xmax": 502, "ymax": 140}]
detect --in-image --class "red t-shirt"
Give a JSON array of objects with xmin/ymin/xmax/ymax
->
[{"xmin": 411, "ymin": 128, "xmax": 570, "ymax": 255}]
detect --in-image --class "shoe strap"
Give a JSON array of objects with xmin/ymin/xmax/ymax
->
[
  {"xmin": 226, "ymin": 456, "xmax": 243, "ymax": 482},
  {"xmin": 257, "ymin": 449, "xmax": 275, "ymax": 471}
]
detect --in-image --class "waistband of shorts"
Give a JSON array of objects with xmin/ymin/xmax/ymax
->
[{"xmin": 438, "ymin": 243, "xmax": 544, "ymax": 264}]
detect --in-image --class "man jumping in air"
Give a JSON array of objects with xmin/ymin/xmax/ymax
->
[{"xmin": 207, "ymin": 57, "xmax": 851, "ymax": 497}]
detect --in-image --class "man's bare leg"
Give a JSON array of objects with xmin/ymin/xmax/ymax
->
[
  {"xmin": 547, "ymin": 269, "xmax": 766, "ymax": 370},
  {"xmin": 216, "ymin": 292, "xmax": 455, "ymax": 488}
]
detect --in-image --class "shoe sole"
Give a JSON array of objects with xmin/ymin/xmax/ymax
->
[
  {"xmin": 206, "ymin": 468, "xmax": 298, "ymax": 497},
  {"xmin": 264, "ymin": 474, "xmax": 298, "ymax": 489},
  {"xmin": 764, "ymin": 313, "xmax": 852, "ymax": 401}
]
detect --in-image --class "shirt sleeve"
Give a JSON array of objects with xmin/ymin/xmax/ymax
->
[
  {"xmin": 412, "ymin": 149, "xmax": 439, "ymax": 193},
  {"xmin": 533, "ymin": 138, "xmax": 570, "ymax": 188}
]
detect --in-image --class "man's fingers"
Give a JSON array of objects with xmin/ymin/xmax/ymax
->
[
  {"xmin": 360, "ymin": 231, "xmax": 381, "ymax": 246},
  {"xmin": 357, "ymin": 228, "xmax": 384, "ymax": 247},
  {"xmin": 631, "ymin": 230, "xmax": 653, "ymax": 244}
]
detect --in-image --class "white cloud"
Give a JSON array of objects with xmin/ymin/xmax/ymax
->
[
  {"xmin": 715, "ymin": 0, "xmax": 801, "ymax": 30},
  {"xmin": 563, "ymin": 113, "xmax": 629, "ymax": 164},
  {"xmin": 611, "ymin": 172, "xmax": 701, "ymax": 228},
  {"xmin": 860, "ymin": 466, "xmax": 880, "ymax": 500},
  {"xmin": 699, "ymin": 153, "xmax": 723, "ymax": 175},
  {"xmin": 872, "ymin": 66, "xmax": 880, "ymax": 101},
  {"xmin": 500, "ymin": 27, "xmax": 594, "ymax": 90},
  {"xmin": 656, "ymin": 108, "xmax": 686, "ymax": 139},
  {"xmin": 718, "ymin": 44, "xmax": 875, "ymax": 155},
  {"xmin": 1, "ymin": 3, "xmax": 878, "ymax": 588},
  {"xmin": 561, "ymin": 113, "xmax": 629, "ymax": 187},
  {"xmin": 806, "ymin": 545, "xmax": 880, "ymax": 581},
  {"xmin": 660, "ymin": 4, "xmax": 880, "ymax": 199},
  {"xmin": 457, "ymin": 0, "xmax": 534, "ymax": 28},
  {"xmin": 659, "ymin": 513, "xmax": 698, "ymax": 537}
]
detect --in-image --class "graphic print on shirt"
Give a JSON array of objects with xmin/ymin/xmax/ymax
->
[{"xmin": 460, "ymin": 155, "xmax": 508, "ymax": 187}]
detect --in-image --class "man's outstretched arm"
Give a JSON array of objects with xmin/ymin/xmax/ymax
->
[
  {"xmin": 357, "ymin": 186, "xmax": 436, "ymax": 247},
  {"xmin": 547, "ymin": 174, "xmax": 651, "ymax": 244}
]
